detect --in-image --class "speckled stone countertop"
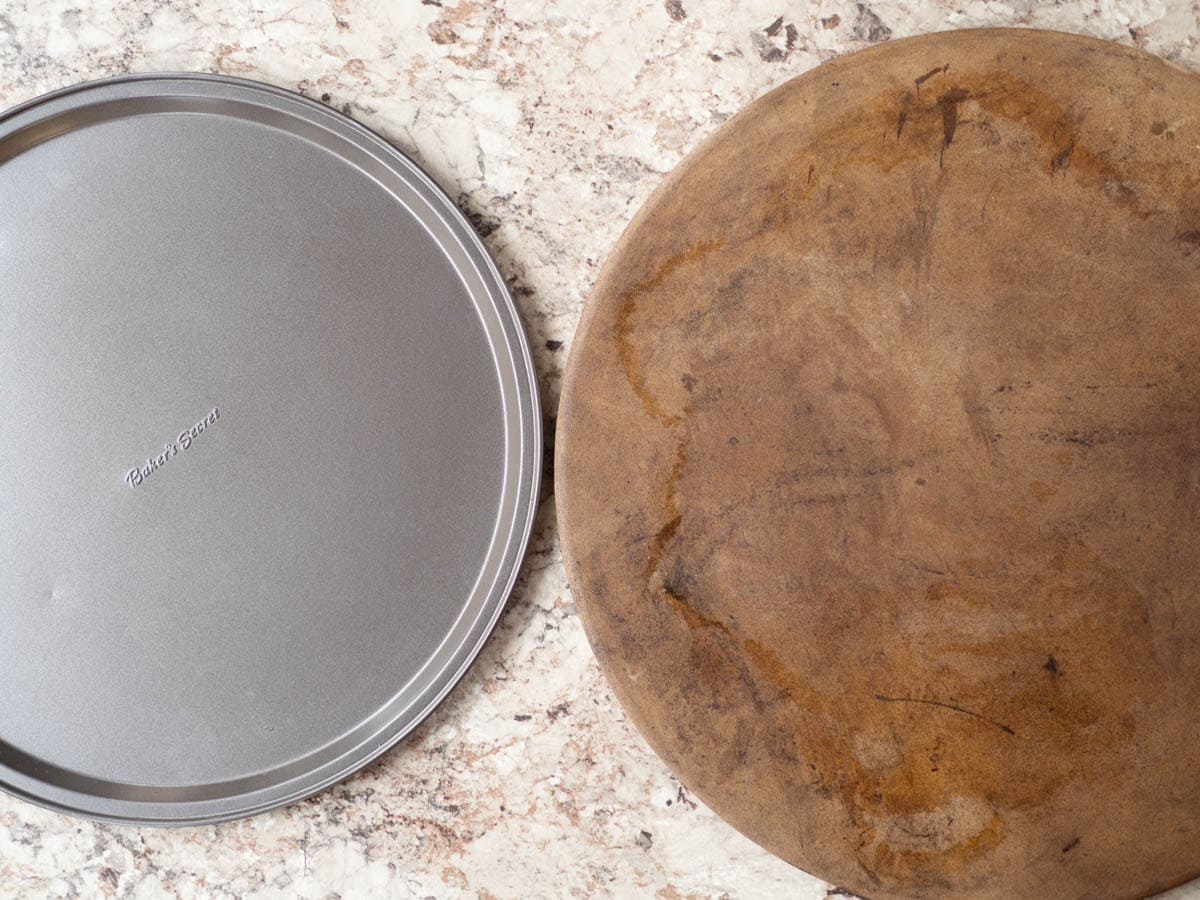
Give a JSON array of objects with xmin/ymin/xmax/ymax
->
[{"xmin": 1, "ymin": 2, "xmax": 1199, "ymax": 898}]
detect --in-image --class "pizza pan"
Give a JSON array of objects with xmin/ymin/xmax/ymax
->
[{"xmin": 0, "ymin": 73, "xmax": 540, "ymax": 825}]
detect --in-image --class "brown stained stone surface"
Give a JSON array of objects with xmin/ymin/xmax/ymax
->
[{"xmin": 555, "ymin": 28, "xmax": 1200, "ymax": 900}]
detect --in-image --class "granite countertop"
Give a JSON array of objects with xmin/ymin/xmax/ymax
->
[{"xmin": 1, "ymin": 1, "xmax": 1198, "ymax": 898}]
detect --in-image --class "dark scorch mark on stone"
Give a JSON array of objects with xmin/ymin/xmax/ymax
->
[
  {"xmin": 1044, "ymin": 655, "xmax": 1060, "ymax": 675},
  {"xmin": 853, "ymin": 3, "xmax": 891, "ymax": 42},
  {"xmin": 915, "ymin": 63, "xmax": 949, "ymax": 95},
  {"xmin": 874, "ymin": 693, "xmax": 1016, "ymax": 735},
  {"xmin": 916, "ymin": 63, "xmax": 945, "ymax": 100},
  {"xmin": 1063, "ymin": 836, "xmax": 1080, "ymax": 853},
  {"xmin": 665, "ymin": 0, "xmax": 686, "ymax": 21},
  {"xmin": 1037, "ymin": 427, "xmax": 1124, "ymax": 447},
  {"xmin": 937, "ymin": 87, "xmax": 969, "ymax": 147},
  {"xmin": 765, "ymin": 16, "xmax": 784, "ymax": 36},
  {"xmin": 545, "ymin": 339, "xmax": 563, "ymax": 351},
  {"xmin": 1050, "ymin": 140, "xmax": 1075, "ymax": 175}
]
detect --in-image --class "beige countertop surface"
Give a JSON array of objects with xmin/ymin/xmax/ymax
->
[{"xmin": 2, "ymin": 1, "xmax": 1200, "ymax": 897}]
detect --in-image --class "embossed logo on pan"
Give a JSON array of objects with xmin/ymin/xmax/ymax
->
[{"xmin": 124, "ymin": 408, "xmax": 220, "ymax": 488}]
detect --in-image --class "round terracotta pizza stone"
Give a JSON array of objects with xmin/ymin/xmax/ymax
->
[{"xmin": 556, "ymin": 27, "xmax": 1200, "ymax": 900}]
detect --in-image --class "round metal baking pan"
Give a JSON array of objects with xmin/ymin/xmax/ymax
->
[{"xmin": 0, "ymin": 74, "xmax": 540, "ymax": 825}]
